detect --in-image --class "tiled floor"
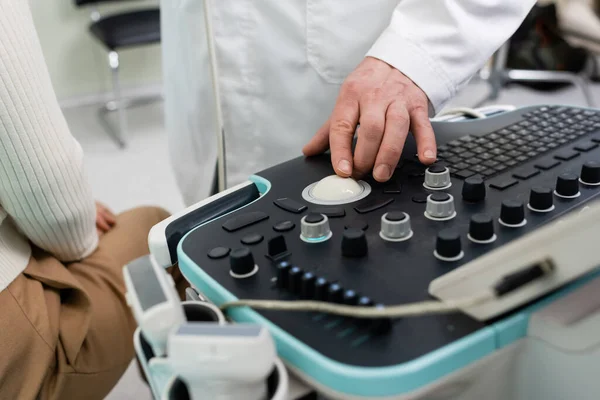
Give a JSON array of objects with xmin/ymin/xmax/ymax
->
[{"xmin": 61, "ymin": 78, "xmax": 600, "ymax": 399}]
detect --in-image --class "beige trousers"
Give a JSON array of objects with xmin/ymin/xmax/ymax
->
[{"xmin": 0, "ymin": 206, "xmax": 188, "ymax": 400}]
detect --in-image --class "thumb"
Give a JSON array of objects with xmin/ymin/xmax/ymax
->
[{"xmin": 302, "ymin": 120, "xmax": 330, "ymax": 156}]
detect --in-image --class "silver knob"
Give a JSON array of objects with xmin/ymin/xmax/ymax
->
[
  {"xmin": 425, "ymin": 193, "xmax": 456, "ymax": 220},
  {"xmin": 300, "ymin": 213, "xmax": 332, "ymax": 243},
  {"xmin": 423, "ymin": 165, "xmax": 452, "ymax": 190},
  {"xmin": 380, "ymin": 212, "xmax": 413, "ymax": 242}
]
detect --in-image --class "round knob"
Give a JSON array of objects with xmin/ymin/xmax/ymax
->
[
  {"xmin": 229, "ymin": 247, "xmax": 258, "ymax": 278},
  {"xmin": 276, "ymin": 261, "xmax": 291, "ymax": 288},
  {"xmin": 288, "ymin": 266, "xmax": 303, "ymax": 294},
  {"xmin": 301, "ymin": 272, "xmax": 316, "ymax": 299},
  {"xmin": 499, "ymin": 200, "xmax": 526, "ymax": 227},
  {"xmin": 555, "ymin": 173, "xmax": 580, "ymax": 198},
  {"xmin": 342, "ymin": 228, "xmax": 368, "ymax": 258},
  {"xmin": 379, "ymin": 211, "xmax": 413, "ymax": 242},
  {"xmin": 300, "ymin": 213, "xmax": 332, "ymax": 243},
  {"xmin": 468, "ymin": 213, "xmax": 496, "ymax": 243},
  {"xmin": 425, "ymin": 193, "xmax": 456, "ymax": 220},
  {"xmin": 462, "ymin": 176, "xmax": 486, "ymax": 203},
  {"xmin": 434, "ymin": 228, "xmax": 463, "ymax": 261},
  {"xmin": 343, "ymin": 290, "xmax": 359, "ymax": 305},
  {"xmin": 528, "ymin": 186, "xmax": 554, "ymax": 212},
  {"xmin": 327, "ymin": 283, "xmax": 344, "ymax": 303},
  {"xmin": 314, "ymin": 277, "xmax": 329, "ymax": 300},
  {"xmin": 580, "ymin": 161, "xmax": 600, "ymax": 186},
  {"xmin": 423, "ymin": 164, "xmax": 452, "ymax": 190}
]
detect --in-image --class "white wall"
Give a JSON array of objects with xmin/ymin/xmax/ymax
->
[{"xmin": 28, "ymin": 0, "xmax": 162, "ymax": 102}]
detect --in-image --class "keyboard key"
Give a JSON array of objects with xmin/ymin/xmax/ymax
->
[
  {"xmin": 451, "ymin": 146, "xmax": 466, "ymax": 154},
  {"xmin": 448, "ymin": 140, "xmax": 462, "ymax": 147},
  {"xmin": 482, "ymin": 160, "xmax": 499, "ymax": 168},
  {"xmin": 459, "ymin": 136, "xmax": 475, "ymax": 142},
  {"xmin": 574, "ymin": 142, "xmax": 599, "ymax": 152},
  {"xmin": 498, "ymin": 129, "xmax": 511, "ymax": 135},
  {"xmin": 513, "ymin": 167, "xmax": 540, "ymax": 180},
  {"xmin": 495, "ymin": 155, "xmax": 511, "ymax": 163},
  {"xmin": 489, "ymin": 178, "xmax": 519, "ymax": 191},
  {"xmin": 526, "ymin": 151, "xmax": 539, "ymax": 158},
  {"xmin": 490, "ymin": 148, "xmax": 504, "ymax": 155},
  {"xmin": 471, "ymin": 165, "xmax": 487, "ymax": 173},
  {"xmin": 514, "ymin": 139, "xmax": 527, "ymax": 146},
  {"xmin": 516, "ymin": 155, "xmax": 529, "ymax": 163},
  {"xmin": 547, "ymin": 142, "xmax": 559, "ymax": 149},
  {"xmin": 481, "ymin": 169, "xmax": 496, "ymax": 177},
  {"xmin": 520, "ymin": 146, "xmax": 533, "ymax": 153},
  {"xmin": 474, "ymin": 138, "xmax": 489, "ymax": 145},
  {"xmin": 493, "ymin": 164, "xmax": 507, "ymax": 172},
  {"xmin": 461, "ymin": 151, "xmax": 475, "ymax": 158},
  {"xmin": 454, "ymin": 162, "xmax": 470, "ymax": 170},
  {"xmin": 479, "ymin": 153, "xmax": 494, "ymax": 160},
  {"xmin": 535, "ymin": 159, "xmax": 561, "ymax": 170},
  {"xmin": 557, "ymin": 138, "xmax": 568, "ymax": 145},
  {"xmin": 502, "ymin": 144, "xmax": 517, "ymax": 151},
  {"xmin": 488, "ymin": 133, "xmax": 500, "ymax": 140},
  {"xmin": 472, "ymin": 147, "xmax": 486, "ymax": 154},
  {"xmin": 505, "ymin": 159, "xmax": 518, "ymax": 167},
  {"xmin": 454, "ymin": 169, "xmax": 475, "ymax": 179},
  {"xmin": 466, "ymin": 157, "xmax": 482, "ymax": 165},
  {"xmin": 463, "ymin": 142, "xmax": 478, "ymax": 150},
  {"xmin": 554, "ymin": 150, "xmax": 580, "ymax": 161},
  {"xmin": 495, "ymin": 138, "xmax": 509, "ymax": 145},
  {"xmin": 537, "ymin": 146, "xmax": 549, "ymax": 153},
  {"xmin": 448, "ymin": 156, "xmax": 462, "ymax": 164},
  {"xmin": 483, "ymin": 142, "xmax": 496, "ymax": 150},
  {"xmin": 566, "ymin": 134, "xmax": 577, "ymax": 140},
  {"xmin": 507, "ymin": 150, "xmax": 521, "ymax": 158}
]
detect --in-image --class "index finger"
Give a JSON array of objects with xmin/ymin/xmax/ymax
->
[{"xmin": 329, "ymin": 97, "xmax": 360, "ymax": 177}]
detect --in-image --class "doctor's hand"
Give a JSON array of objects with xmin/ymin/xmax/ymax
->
[{"xmin": 302, "ymin": 56, "xmax": 437, "ymax": 182}]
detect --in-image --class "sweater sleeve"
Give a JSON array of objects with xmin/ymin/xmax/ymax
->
[
  {"xmin": 0, "ymin": 0, "xmax": 98, "ymax": 261},
  {"xmin": 366, "ymin": 0, "xmax": 537, "ymax": 114}
]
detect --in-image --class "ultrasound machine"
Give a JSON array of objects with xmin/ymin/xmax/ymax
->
[{"xmin": 124, "ymin": 105, "xmax": 600, "ymax": 399}]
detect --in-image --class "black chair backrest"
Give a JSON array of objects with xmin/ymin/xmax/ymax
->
[{"xmin": 74, "ymin": 0, "xmax": 144, "ymax": 6}]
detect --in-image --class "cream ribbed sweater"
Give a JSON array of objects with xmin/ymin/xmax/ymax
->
[{"xmin": 0, "ymin": 0, "xmax": 98, "ymax": 292}]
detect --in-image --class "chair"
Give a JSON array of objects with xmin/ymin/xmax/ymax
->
[{"xmin": 74, "ymin": 0, "xmax": 161, "ymax": 147}]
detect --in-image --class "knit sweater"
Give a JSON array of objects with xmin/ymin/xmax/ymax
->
[{"xmin": 0, "ymin": 0, "xmax": 98, "ymax": 292}]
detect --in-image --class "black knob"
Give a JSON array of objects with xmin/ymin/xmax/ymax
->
[
  {"xmin": 555, "ymin": 173, "xmax": 580, "ymax": 198},
  {"xmin": 581, "ymin": 161, "xmax": 600, "ymax": 185},
  {"xmin": 327, "ymin": 283, "xmax": 344, "ymax": 303},
  {"xmin": 276, "ymin": 261, "xmax": 291, "ymax": 288},
  {"xmin": 528, "ymin": 186, "xmax": 554, "ymax": 212},
  {"xmin": 301, "ymin": 272, "xmax": 316, "ymax": 298},
  {"xmin": 462, "ymin": 176, "xmax": 486, "ymax": 203},
  {"xmin": 342, "ymin": 228, "xmax": 368, "ymax": 257},
  {"xmin": 343, "ymin": 290, "xmax": 359, "ymax": 305},
  {"xmin": 358, "ymin": 296, "xmax": 374, "ymax": 307},
  {"xmin": 288, "ymin": 266, "xmax": 303, "ymax": 294},
  {"xmin": 229, "ymin": 247, "xmax": 257, "ymax": 277},
  {"xmin": 435, "ymin": 228, "xmax": 463, "ymax": 260},
  {"xmin": 469, "ymin": 213, "xmax": 495, "ymax": 243},
  {"xmin": 500, "ymin": 199, "xmax": 526, "ymax": 226},
  {"xmin": 314, "ymin": 277, "xmax": 329, "ymax": 300}
]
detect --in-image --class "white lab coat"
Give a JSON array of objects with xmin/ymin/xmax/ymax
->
[{"xmin": 161, "ymin": 0, "xmax": 536, "ymax": 206}]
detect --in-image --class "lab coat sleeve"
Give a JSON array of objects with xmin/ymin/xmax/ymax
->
[{"xmin": 366, "ymin": 0, "xmax": 537, "ymax": 114}]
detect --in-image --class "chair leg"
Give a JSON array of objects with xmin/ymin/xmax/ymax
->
[{"xmin": 98, "ymin": 51, "xmax": 127, "ymax": 148}]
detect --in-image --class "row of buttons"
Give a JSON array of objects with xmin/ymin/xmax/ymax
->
[
  {"xmin": 276, "ymin": 261, "xmax": 391, "ymax": 333},
  {"xmin": 490, "ymin": 161, "xmax": 600, "ymax": 191}
]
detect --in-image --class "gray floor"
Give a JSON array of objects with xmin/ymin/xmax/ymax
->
[{"xmin": 61, "ymin": 78, "xmax": 600, "ymax": 399}]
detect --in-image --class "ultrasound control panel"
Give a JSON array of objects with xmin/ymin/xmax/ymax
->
[{"xmin": 154, "ymin": 105, "xmax": 600, "ymax": 398}]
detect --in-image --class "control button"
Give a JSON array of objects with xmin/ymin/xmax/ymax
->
[
  {"xmin": 276, "ymin": 261, "xmax": 292, "ymax": 288},
  {"xmin": 222, "ymin": 211, "xmax": 269, "ymax": 232},
  {"xmin": 311, "ymin": 207, "xmax": 346, "ymax": 218},
  {"xmin": 425, "ymin": 193, "xmax": 456, "ymax": 221},
  {"xmin": 434, "ymin": 228, "xmax": 464, "ymax": 262},
  {"xmin": 411, "ymin": 194, "xmax": 428, "ymax": 204},
  {"xmin": 358, "ymin": 296, "xmax": 373, "ymax": 307},
  {"xmin": 528, "ymin": 186, "xmax": 555, "ymax": 213},
  {"xmin": 208, "ymin": 246, "xmax": 230, "ymax": 259},
  {"xmin": 345, "ymin": 220, "xmax": 368, "ymax": 231},
  {"xmin": 301, "ymin": 272, "xmax": 317, "ymax": 299},
  {"xmin": 342, "ymin": 228, "xmax": 368, "ymax": 258},
  {"xmin": 499, "ymin": 200, "xmax": 527, "ymax": 227},
  {"xmin": 555, "ymin": 173, "xmax": 581, "ymax": 198},
  {"xmin": 489, "ymin": 178, "xmax": 518, "ymax": 191},
  {"xmin": 574, "ymin": 142, "xmax": 598, "ymax": 152},
  {"xmin": 354, "ymin": 198, "xmax": 395, "ymax": 214},
  {"xmin": 468, "ymin": 214, "xmax": 496, "ymax": 244},
  {"xmin": 300, "ymin": 213, "xmax": 332, "ymax": 243},
  {"xmin": 462, "ymin": 176, "xmax": 487, "ymax": 201},
  {"xmin": 380, "ymin": 211, "xmax": 413, "ymax": 242},
  {"xmin": 423, "ymin": 164, "xmax": 452, "ymax": 190},
  {"xmin": 455, "ymin": 169, "xmax": 475, "ymax": 179},
  {"xmin": 229, "ymin": 247, "xmax": 258, "ymax": 278},
  {"xmin": 274, "ymin": 198, "xmax": 307, "ymax": 214},
  {"xmin": 266, "ymin": 235, "xmax": 290, "ymax": 261},
  {"xmin": 288, "ymin": 266, "xmax": 303, "ymax": 294},
  {"xmin": 535, "ymin": 159, "xmax": 561, "ymax": 171},
  {"xmin": 241, "ymin": 233, "xmax": 263, "ymax": 245},
  {"xmin": 314, "ymin": 277, "xmax": 329, "ymax": 300},
  {"xmin": 273, "ymin": 220, "xmax": 295, "ymax": 232},
  {"xmin": 554, "ymin": 150, "xmax": 580, "ymax": 161},
  {"xmin": 383, "ymin": 181, "xmax": 402, "ymax": 194},
  {"xmin": 513, "ymin": 167, "xmax": 540, "ymax": 180},
  {"xmin": 327, "ymin": 283, "xmax": 344, "ymax": 303},
  {"xmin": 343, "ymin": 290, "xmax": 359, "ymax": 305},
  {"xmin": 580, "ymin": 161, "xmax": 600, "ymax": 186}
]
